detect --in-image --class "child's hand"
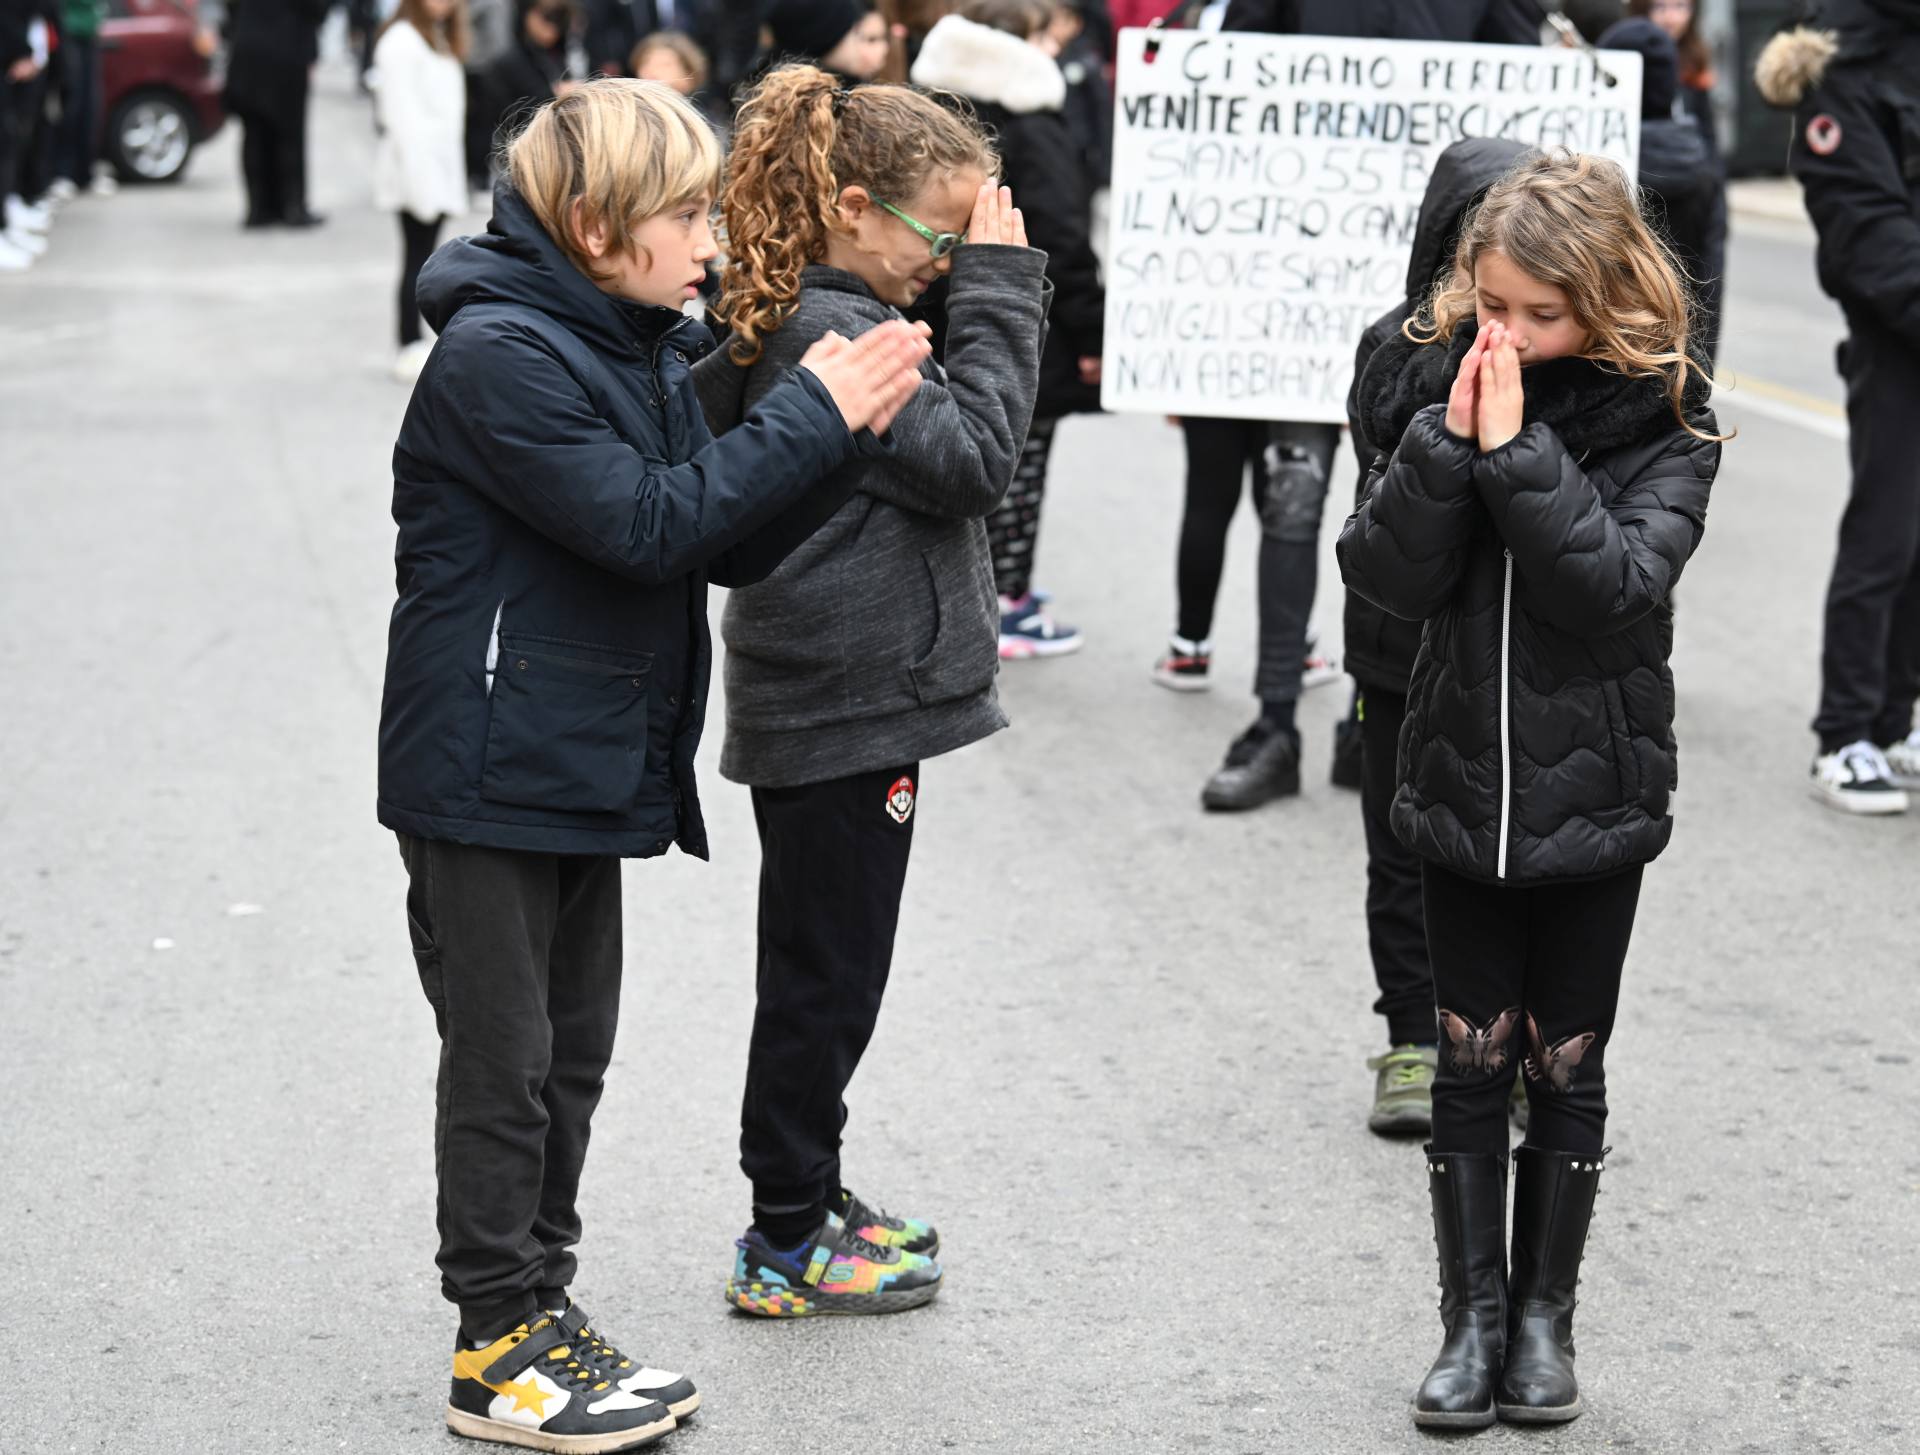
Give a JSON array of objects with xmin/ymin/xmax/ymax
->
[
  {"xmin": 1477, "ymin": 322, "xmax": 1525, "ymax": 452},
  {"xmin": 799, "ymin": 321, "xmax": 932, "ymax": 437},
  {"xmin": 967, "ymin": 183, "xmax": 1028, "ymax": 249},
  {"xmin": 1444, "ymin": 320, "xmax": 1492, "ymax": 443}
]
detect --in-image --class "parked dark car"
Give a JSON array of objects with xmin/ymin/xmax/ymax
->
[{"xmin": 100, "ymin": 0, "xmax": 226, "ymax": 183}]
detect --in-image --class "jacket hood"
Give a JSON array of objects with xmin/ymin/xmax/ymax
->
[
  {"xmin": 1756, "ymin": 0, "xmax": 1919, "ymax": 107},
  {"xmin": 1404, "ymin": 138, "xmax": 1535, "ymax": 302},
  {"xmin": 417, "ymin": 185, "xmax": 708, "ymax": 356},
  {"xmin": 910, "ymin": 14, "xmax": 1067, "ymax": 114},
  {"xmin": 1599, "ymin": 17, "xmax": 1680, "ymax": 119}
]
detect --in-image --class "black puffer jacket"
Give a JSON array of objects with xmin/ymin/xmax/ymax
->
[
  {"xmin": 1343, "ymin": 137, "xmax": 1532, "ymax": 694},
  {"xmin": 1756, "ymin": 0, "xmax": 1920, "ymax": 352},
  {"xmin": 1337, "ymin": 324, "xmax": 1718, "ymax": 884}
]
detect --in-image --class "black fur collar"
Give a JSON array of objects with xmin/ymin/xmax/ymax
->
[{"xmin": 1356, "ymin": 319, "xmax": 1703, "ymax": 459}]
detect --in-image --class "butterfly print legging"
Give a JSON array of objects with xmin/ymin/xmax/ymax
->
[{"xmin": 1420, "ymin": 863, "xmax": 1645, "ymax": 1157}]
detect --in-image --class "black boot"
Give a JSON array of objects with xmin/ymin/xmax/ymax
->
[
  {"xmin": 1413, "ymin": 1147, "xmax": 1508, "ymax": 1429},
  {"xmin": 1497, "ymin": 1146, "xmax": 1603, "ymax": 1424}
]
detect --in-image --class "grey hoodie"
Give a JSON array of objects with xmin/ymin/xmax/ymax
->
[{"xmin": 694, "ymin": 246, "xmax": 1051, "ymax": 787}]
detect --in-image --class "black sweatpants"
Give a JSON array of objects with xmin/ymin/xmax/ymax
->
[
  {"xmin": 988, "ymin": 418, "xmax": 1058, "ymax": 602},
  {"xmin": 397, "ymin": 834, "xmax": 623, "ymax": 1343},
  {"xmin": 235, "ymin": 69, "xmax": 311, "ymax": 224},
  {"xmin": 399, "ymin": 211, "xmax": 446, "ymax": 347},
  {"xmin": 1358, "ymin": 688, "xmax": 1434, "ymax": 1046},
  {"xmin": 740, "ymin": 763, "xmax": 918, "ymax": 1237},
  {"xmin": 1422, "ymin": 862, "xmax": 1643, "ymax": 1159},
  {"xmin": 1815, "ymin": 315, "xmax": 1920, "ymax": 751},
  {"xmin": 1173, "ymin": 417, "xmax": 1339, "ymax": 705}
]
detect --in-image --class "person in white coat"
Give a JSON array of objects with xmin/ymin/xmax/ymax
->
[{"xmin": 374, "ymin": 0, "xmax": 472, "ymax": 381}]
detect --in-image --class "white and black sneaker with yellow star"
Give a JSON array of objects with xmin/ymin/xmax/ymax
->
[
  {"xmin": 447, "ymin": 1314, "xmax": 676, "ymax": 1452},
  {"xmin": 550, "ymin": 1302, "xmax": 699, "ymax": 1420}
]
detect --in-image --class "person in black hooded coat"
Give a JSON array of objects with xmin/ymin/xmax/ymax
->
[
  {"xmin": 224, "ymin": 0, "xmax": 332, "ymax": 227},
  {"xmin": 1757, "ymin": 0, "xmax": 1920, "ymax": 813},
  {"xmin": 1338, "ymin": 151, "xmax": 1718, "ymax": 1430},
  {"xmin": 1342, "ymin": 136, "xmax": 1533, "ymax": 1137}
]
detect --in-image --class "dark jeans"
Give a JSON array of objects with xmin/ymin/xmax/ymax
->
[
  {"xmin": 54, "ymin": 35, "xmax": 100, "ymax": 185},
  {"xmin": 988, "ymin": 417, "xmax": 1059, "ymax": 601},
  {"xmin": 1422, "ymin": 862, "xmax": 1643, "ymax": 1159},
  {"xmin": 1814, "ymin": 315, "xmax": 1920, "ymax": 751},
  {"xmin": 1174, "ymin": 417, "xmax": 1339, "ymax": 705},
  {"xmin": 740, "ymin": 763, "xmax": 918, "ymax": 1227},
  {"xmin": 399, "ymin": 210, "xmax": 445, "ymax": 346},
  {"xmin": 1358, "ymin": 688, "xmax": 1434, "ymax": 1046},
  {"xmin": 236, "ymin": 69, "xmax": 311, "ymax": 223},
  {"xmin": 397, "ymin": 834, "xmax": 623, "ymax": 1342}
]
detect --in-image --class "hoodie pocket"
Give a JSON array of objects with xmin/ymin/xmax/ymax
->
[
  {"xmin": 1600, "ymin": 678, "xmax": 1642, "ymax": 807},
  {"xmin": 480, "ymin": 633, "xmax": 653, "ymax": 814},
  {"xmin": 909, "ymin": 548, "xmax": 997, "ymax": 708}
]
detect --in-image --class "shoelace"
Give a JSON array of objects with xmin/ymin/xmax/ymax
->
[
  {"xmin": 574, "ymin": 1323, "xmax": 634, "ymax": 1374},
  {"xmin": 539, "ymin": 1343, "xmax": 613, "ymax": 1394},
  {"xmin": 843, "ymin": 1192, "xmax": 896, "ymax": 1234},
  {"xmin": 1838, "ymin": 741, "xmax": 1893, "ymax": 783},
  {"xmin": 840, "ymin": 1225, "xmax": 897, "ymax": 1262}
]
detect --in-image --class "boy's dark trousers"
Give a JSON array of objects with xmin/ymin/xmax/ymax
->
[
  {"xmin": 740, "ymin": 763, "xmax": 918, "ymax": 1230},
  {"xmin": 1814, "ymin": 313, "xmax": 1920, "ymax": 751},
  {"xmin": 1358, "ymin": 687, "xmax": 1435, "ymax": 1046},
  {"xmin": 397, "ymin": 834, "xmax": 623, "ymax": 1342}
]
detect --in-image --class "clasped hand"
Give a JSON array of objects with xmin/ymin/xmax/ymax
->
[{"xmin": 1443, "ymin": 320, "xmax": 1525, "ymax": 452}]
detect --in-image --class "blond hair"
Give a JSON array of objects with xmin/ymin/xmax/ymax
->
[
  {"xmin": 1408, "ymin": 151, "xmax": 1723, "ymax": 441},
  {"xmin": 717, "ymin": 65, "xmax": 998, "ymax": 364},
  {"xmin": 632, "ymin": 29, "xmax": 710, "ymax": 89},
  {"xmin": 505, "ymin": 78, "xmax": 722, "ymax": 284}
]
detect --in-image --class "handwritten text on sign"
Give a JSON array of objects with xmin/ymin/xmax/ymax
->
[{"xmin": 1100, "ymin": 32, "xmax": 1643, "ymax": 422}]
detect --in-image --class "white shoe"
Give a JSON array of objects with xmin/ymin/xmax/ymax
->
[
  {"xmin": 1881, "ymin": 729, "xmax": 1920, "ymax": 790},
  {"xmin": 6, "ymin": 195, "xmax": 51, "ymax": 234},
  {"xmin": 1810, "ymin": 740, "xmax": 1910, "ymax": 815},
  {"xmin": 45, "ymin": 177, "xmax": 78, "ymax": 205},
  {"xmin": 0, "ymin": 234, "xmax": 33, "ymax": 271},
  {"xmin": 3, "ymin": 226, "xmax": 46, "ymax": 257},
  {"xmin": 90, "ymin": 169, "xmax": 119, "ymax": 197},
  {"xmin": 393, "ymin": 339, "xmax": 434, "ymax": 383}
]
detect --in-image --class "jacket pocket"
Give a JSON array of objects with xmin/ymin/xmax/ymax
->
[
  {"xmin": 1600, "ymin": 678, "xmax": 1642, "ymax": 806},
  {"xmin": 480, "ymin": 632, "xmax": 653, "ymax": 814},
  {"xmin": 908, "ymin": 548, "xmax": 997, "ymax": 708}
]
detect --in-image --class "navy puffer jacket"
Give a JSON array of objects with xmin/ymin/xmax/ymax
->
[
  {"xmin": 377, "ymin": 186, "xmax": 868, "ymax": 859},
  {"xmin": 1337, "ymin": 324, "xmax": 1718, "ymax": 884}
]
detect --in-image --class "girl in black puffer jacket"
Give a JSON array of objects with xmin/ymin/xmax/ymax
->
[{"xmin": 1337, "ymin": 152, "xmax": 1722, "ymax": 1431}]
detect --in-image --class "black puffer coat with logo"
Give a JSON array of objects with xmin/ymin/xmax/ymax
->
[{"xmin": 1336, "ymin": 324, "xmax": 1718, "ymax": 884}]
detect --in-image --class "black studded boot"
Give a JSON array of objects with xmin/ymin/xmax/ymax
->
[
  {"xmin": 1413, "ymin": 1147, "xmax": 1509, "ymax": 1429},
  {"xmin": 1496, "ymin": 1146, "xmax": 1603, "ymax": 1423}
]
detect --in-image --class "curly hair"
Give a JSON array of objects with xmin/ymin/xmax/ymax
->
[
  {"xmin": 1407, "ymin": 151, "xmax": 1724, "ymax": 442},
  {"xmin": 717, "ymin": 65, "xmax": 999, "ymax": 364}
]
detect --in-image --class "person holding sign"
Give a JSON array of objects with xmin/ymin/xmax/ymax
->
[
  {"xmin": 1338, "ymin": 151, "xmax": 1720, "ymax": 1427},
  {"xmin": 701, "ymin": 66, "xmax": 1048, "ymax": 1317}
]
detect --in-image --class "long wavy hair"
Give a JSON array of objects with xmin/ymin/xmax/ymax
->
[
  {"xmin": 1407, "ymin": 151, "xmax": 1723, "ymax": 441},
  {"xmin": 716, "ymin": 65, "xmax": 998, "ymax": 364}
]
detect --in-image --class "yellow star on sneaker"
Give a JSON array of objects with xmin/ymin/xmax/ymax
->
[{"xmin": 500, "ymin": 1373, "xmax": 551, "ymax": 1418}]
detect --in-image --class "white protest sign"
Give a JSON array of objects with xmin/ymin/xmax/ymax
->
[{"xmin": 1101, "ymin": 31, "xmax": 1643, "ymax": 423}]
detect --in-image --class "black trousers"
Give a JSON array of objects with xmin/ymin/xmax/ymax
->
[
  {"xmin": 1815, "ymin": 315, "xmax": 1920, "ymax": 751},
  {"xmin": 399, "ymin": 211, "xmax": 446, "ymax": 346},
  {"xmin": 236, "ymin": 70, "xmax": 311, "ymax": 223},
  {"xmin": 1422, "ymin": 862, "xmax": 1643, "ymax": 1159},
  {"xmin": 988, "ymin": 417, "xmax": 1058, "ymax": 601},
  {"xmin": 397, "ymin": 834, "xmax": 623, "ymax": 1342},
  {"xmin": 740, "ymin": 763, "xmax": 918, "ymax": 1226},
  {"xmin": 1173, "ymin": 417, "xmax": 1339, "ymax": 705},
  {"xmin": 1358, "ymin": 688, "xmax": 1434, "ymax": 1046}
]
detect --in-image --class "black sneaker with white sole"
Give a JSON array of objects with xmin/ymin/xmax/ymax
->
[
  {"xmin": 1810, "ymin": 740, "xmax": 1910, "ymax": 815},
  {"xmin": 448, "ymin": 1315, "xmax": 675, "ymax": 1452},
  {"xmin": 550, "ymin": 1303, "xmax": 699, "ymax": 1420}
]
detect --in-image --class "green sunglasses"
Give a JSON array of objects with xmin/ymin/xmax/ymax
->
[{"xmin": 874, "ymin": 199, "xmax": 966, "ymax": 259}]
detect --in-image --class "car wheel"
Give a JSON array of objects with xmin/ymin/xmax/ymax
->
[{"xmin": 109, "ymin": 92, "xmax": 195, "ymax": 184}]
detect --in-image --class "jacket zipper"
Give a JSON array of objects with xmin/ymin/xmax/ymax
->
[{"xmin": 1497, "ymin": 549, "xmax": 1514, "ymax": 881}]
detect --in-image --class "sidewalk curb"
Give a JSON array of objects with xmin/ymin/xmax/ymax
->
[{"xmin": 1728, "ymin": 178, "xmax": 1812, "ymax": 228}]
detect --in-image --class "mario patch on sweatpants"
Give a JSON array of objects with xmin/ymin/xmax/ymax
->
[{"xmin": 885, "ymin": 776, "xmax": 916, "ymax": 824}]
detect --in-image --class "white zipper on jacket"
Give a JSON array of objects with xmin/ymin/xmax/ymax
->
[{"xmin": 1497, "ymin": 549, "xmax": 1514, "ymax": 881}]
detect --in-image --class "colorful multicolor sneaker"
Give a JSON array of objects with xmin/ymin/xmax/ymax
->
[
  {"xmin": 726, "ymin": 1210, "xmax": 943, "ymax": 1318},
  {"xmin": 999, "ymin": 592, "xmax": 1083, "ymax": 659},
  {"xmin": 835, "ymin": 1187, "xmax": 940, "ymax": 1257},
  {"xmin": 549, "ymin": 1303, "xmax": 699, "ymax": 1420},
  {"xmin": 447, "ymin": 1314, "xmax": 675, "ymax": 1452}
]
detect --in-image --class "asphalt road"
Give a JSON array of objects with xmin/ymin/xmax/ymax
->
[{"xmin": 2, "ymin": 61, "xmax": 1916, "ymax": 1455}]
